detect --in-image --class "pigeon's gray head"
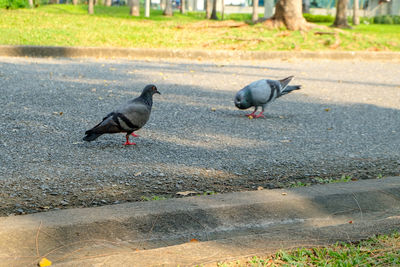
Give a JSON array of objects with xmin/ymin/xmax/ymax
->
[
  {"xmin": 143, "ymin": 84, "xmax": 161, "ymax": 95},
  {"xmin": 234, "ymin": 89, "xmax": 251, "ymax": 110}
]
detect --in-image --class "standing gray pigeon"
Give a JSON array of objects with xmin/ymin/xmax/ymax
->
[
  {"xmin": 83, "ymin": 84, "xmax": 160, "ymax": 145},
  {"xmin": 234, "ymin": 76, "xmax": 301, "ymax": 118}
]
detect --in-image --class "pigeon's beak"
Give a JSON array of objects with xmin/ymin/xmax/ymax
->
[{"xmin": 156, "ymin": 90, "xmax": 161, "ymax": 95}]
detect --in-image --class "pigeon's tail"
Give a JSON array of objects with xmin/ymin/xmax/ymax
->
[
  {"xmin": 279, "ymin": 76, "xmax": 295, "ymax": 90},
  {"xmin": 83, "ymin": 130, "xmax": 102, "ymax": 142},
  {"xmin": 281, "ymin": 85, "xmax": 301, "ymax": 95}
]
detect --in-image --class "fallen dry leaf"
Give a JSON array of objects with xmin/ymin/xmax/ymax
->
[
  {"xmin": 324, "ymin": 108, "xmax": 331, "ymax": 112},
  {"xmin": 39, "ymin": 257, "xmax": 52, "ymax": 267},
  {"xmin": 281, "ymin": 192, "xmax": 287, "ymax": 196},
  {"xmin": 189, "ymin": 238, "xmax": 199, "ymax": 243},
  {"xmin": 276, "ymin": 31, "xmax": 291, "ymax": 37}
]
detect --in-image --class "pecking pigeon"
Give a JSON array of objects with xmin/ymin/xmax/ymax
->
[
  {"xmin": 234, "ymin": 76, "xmax": 301, "ymax": 118},
  {"xmin": 83, "ymin": 84, "xmax": 160, "ymax": 145}
]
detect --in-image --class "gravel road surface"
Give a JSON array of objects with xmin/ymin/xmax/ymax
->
[{"xmin": 1, "ymin": 56, "xmax": 399, "ymax": 216}]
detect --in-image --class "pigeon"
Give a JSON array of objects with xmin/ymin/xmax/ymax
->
[
  {"xmin": 83, "ymin": 84, "xmax": 160, "ymax": 145},
  {"xmin": 234, "ymin": 76, "xmax": 301, "ymax": 118}
]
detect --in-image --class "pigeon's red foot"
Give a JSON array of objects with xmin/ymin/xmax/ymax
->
[
  {"xmin": 246, "ymin": 112, "xmax": 256, "ymax": 117},
  {"xmin": 123, "ymin": 141, "xmax": 136, "ymax": 146},
  {"xmin": 131, "ymin": 132, "xmax": 139, "ymax": 137},
  {"xmin": 255, "ymin": 113, "xmax": 265, "ymax": 118},
  {"xmin": 124, "ymin": 135, "xmax": 136, "ymax": 145}
]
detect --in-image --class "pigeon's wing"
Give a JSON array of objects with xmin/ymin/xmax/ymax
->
[
  {"xmin": 85, "ymin": 112, "xmax": 122, "ymax": 136},
  {"xmin": 248, "ymin": 80, "xmax": 272, "ymax": 105},
  {"xmin": 114, "ymin": 99, "xmax": 151, "ymax": 132}
]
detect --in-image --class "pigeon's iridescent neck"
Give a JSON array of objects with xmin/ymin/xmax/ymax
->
[{"xmin": 140, "ymin": 92, "xmax": 153, "ymax": 107}]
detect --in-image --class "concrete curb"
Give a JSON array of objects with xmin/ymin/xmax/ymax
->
[
  {"xmin": 0, "ymin": 177, "xmax": 399, "ymax": 266},
  {"xmin": 1, "ymin": 45, "xmax": 400, "ymax": 61}
]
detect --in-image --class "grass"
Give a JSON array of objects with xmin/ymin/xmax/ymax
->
[
  {"xmin": 218, "ymin": 232, "xmax": 400, "ymax": 266},
  {"xmin": 140, "ymin": 195, "xmax": 168, "ymax": 201},
  {"xmin": 291, "ymin": 174, "xmax": 353, "ymax": 188},
  {"xmin": 1, "ymin": 4, "xmax": 400, "ymax": 51}
]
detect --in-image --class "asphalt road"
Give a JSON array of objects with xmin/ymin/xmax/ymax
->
[{"xmin": 0, "ymin": 56, "xmax": 399, "ymax": 216}]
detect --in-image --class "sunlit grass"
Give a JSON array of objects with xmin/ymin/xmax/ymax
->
[
  {"xmin": 219, "ymin": 232, "xmax": 400, "ymax": 266},
  {"xmin": 0, "ymin": 5, "xmax": 399, "ymax": 51}
]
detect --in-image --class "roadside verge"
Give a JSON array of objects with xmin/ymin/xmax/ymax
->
[
  {"xmin": 1, "ymin": 45, "xmax": 400, "ymax": 61},
  {"xmin": 0, "ymin": 177, "xmax": 399, "ymax": 266}
]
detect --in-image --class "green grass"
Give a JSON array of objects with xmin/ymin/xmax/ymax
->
[
  {"xmin": 1, "ymin": 4, "xmax": 400, "ymax": 51},
  {"xmin": 218, "ymin": 232, "xmax": 400, "ymax": 266},
  {"xmin": 140, "ymin": 195, "xmax": 168, "ymax": 201}
]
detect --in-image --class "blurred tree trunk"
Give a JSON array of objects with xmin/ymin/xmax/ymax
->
[
  {"xmin": 105, "ymin": 0, "xmax": 112, "ymax": 6},
  {"xmin": 163, "ymin": 0, "xmax": 173, "ymax": 16},
  {"xmin": 210, "ymin": 0, "xmax": 218, "ymax": 20},
  {"xmin": 221, "ymin": 0, "xmax": 224, "ymax": 20},
  {"xmin": 88, "ymin": 0, "xmax": 94, "ymax": 14},
  {"xmin": 302, "ymin": 0, "xmax": 309, "ymax": 13},
  {"xmin": 129, "ymin": 0, "xmax": 140, "ymax": 16},
  {"xmin": 28, "ymin": 0, "xmax": 33, "ymax": 7},
  {"xmin": 263, "ymin": 0, "xmax": 273, "ymax": 18},
  {"xmin": 205, "ymin": 0, "xmax": 212, "ymax": 18},
  {"xmin": 180, "ymin": 0, "xmax": 185, "ymax": 13},
  {"xmin": 353, "ymin": 0, "xmax": 359, "ymax": 25},
  {"xmin": 145, "ymin": 0, "xmax": 150, "ymax": 17},
  {"xmin": 252, "ymin": 0, "xmax": 258, "ymax": 23},
  {"xmin": 263, "ymin": 0, "xmax": 310, "ymax": 30},
  {"xmin": 72, "ymin": 0, "xmax": 78, "ymax": 5},
  {"xmin": 333, "ymin": 0, "xmax": 350, "ymax": 28},
  {"xmin": 161, "ymin": 0, "xmax": 166, "ymax": 10}
]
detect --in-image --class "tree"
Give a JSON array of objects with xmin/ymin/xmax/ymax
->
[
  {"xmin": 129, "ymin": 0, "xmax": 140, "ymax": 16},
  {"xmin": 145, "ymin": 0, "xmax": 150, "ymax": 17},
  {"xmin": 88, "ymin": 0, "xmax": 94, "ymax": 14},
  {"xmin": 72, "ymin": 0, "xmax": 78, "ymax": 5},
  {"xmin": 353, "ymin": 0, "xmax": 359, "ymax": 25},
  {"xmin": 28, "ymin": 0, "xmax": 33, "ymax": 7},
  {"xmin": 333, "ymin": 0, "xmax": 351, "ymax": 28},
  {"xmin": 105, "ymin": 0, "xmax": 112, "ymax": 7},
  {"xmin": 263, "ymin": 0, "xmax": 310, "ymax": 30},
  {"xmin": 210, "ymin": 0, "xmax": 218, "ymax": 20},
  {"xmin": 252, "ymin": 0, "xmax": 258, "ymax": 23},
  {"xmin": 221, "ymin": 0, "xmax": 224, "ymax": 20},
  {"xmin": 180, "ymin": 0, "xmax": 185, "ymax": 14},
  {"xmin": 205, "ymin": 0, "xmax": 212, "ymax": 19},
  {"xmin": 263, "ymin": 0, "xmax": 273, "ymax": 19},
  {"xmin": 302, "ymin": 0, "xmax": 309, "ymax": 13},
  {"xmin": 163, "ymin": 0, "xmax": 173, "ymax": 16}
]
